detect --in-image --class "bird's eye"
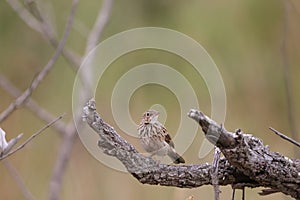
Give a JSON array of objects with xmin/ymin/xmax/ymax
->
[{"xmin": 146, "ymin": 112, "xmax": 150, "ymax": 117}]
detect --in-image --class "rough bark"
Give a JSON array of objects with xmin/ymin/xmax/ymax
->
[
  {"xmin": 82, "ymin": 99, "xmax": 300, "ymax": 199},
  {"xmin": 188, "ymin": 109, "xmax": 300, "ymax": 199}
]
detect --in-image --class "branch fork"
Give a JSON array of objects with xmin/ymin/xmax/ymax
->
[{"xmin": 82, "ymin": 99, "xmax": 300, "ymax": 199}]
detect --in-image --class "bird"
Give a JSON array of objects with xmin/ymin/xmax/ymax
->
[{"xmin": 137, "ymin": 110, "xmax": 185, "ymax": 164}]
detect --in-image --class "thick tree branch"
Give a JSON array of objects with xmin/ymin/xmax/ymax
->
[
  {"xmin": 188, "ymin": 109, "xmax": 300, "ymax": 199},
  {"xmin": 83, "ymin": 99, "xmax": 300, "ymax": 198},
  {"xmin": 83, "ymin": 99, "xmax": 271, "ymax": 191}
]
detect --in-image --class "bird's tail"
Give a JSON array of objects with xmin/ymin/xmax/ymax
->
[{"xmin": 168, "ymin": 148, "xmax": 185, "ymax": 164}]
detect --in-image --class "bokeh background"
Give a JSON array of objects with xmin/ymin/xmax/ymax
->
[{"xmin": 0, "ymin": 0, "xmax": 299, "ymax": 199}]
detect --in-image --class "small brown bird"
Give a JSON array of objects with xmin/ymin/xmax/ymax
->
[{"xmin": 137, "ymin": 110, "xmax": 185, "ymax": 164}]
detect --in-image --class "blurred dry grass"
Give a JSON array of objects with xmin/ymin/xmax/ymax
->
[{"xmin": 0, "ymin": 0, "xmax": 299, "ymax": 199}]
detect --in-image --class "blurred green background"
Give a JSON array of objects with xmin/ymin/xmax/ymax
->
[{"xmin": 0, "ymin": 0, "xmax": 299, "ymax": 199}]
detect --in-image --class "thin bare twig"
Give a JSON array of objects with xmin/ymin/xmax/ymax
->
[
  {"xmin": 24, "ymin": 0, "xmax": 81, "ymax": 69},
  {"xmin": 82, "ymin": 0, "xmax": 114, "ymax": 96},
  {"xmin": 3, "ymin": 160, "xmax": 35, "ymax": 200},
  {"xmin": 212, "ymin": 146, "xmax": 221, "ymax": 200},
  {"xmin": 0, "ymin": 74, "xmax": 66, "ymax": 135},
  {"xmin": 0, "ymin": 114, "xmax": 65, "ymax": 161},
  {"xmin": 48, "ymin": 2, "xmax": 114, "ymax": 199},
  {"xmin": 281, "ymin": 1, "xmax": 299, "ymax": 148},
  {"xmin": 269, "ymin": 127, "xmax": 300, "ymax": 148},
  {"xmin": 24, "ymin": 0, "xmax": 57, "ymax": 46},
  {"xmin": 47, "ymin": 124, "xmax": 77, "ymax": 200},
  {"xmin": 48, "ymin": 3, "xmax": 114, "ymax": 199},
  {"xmin": 45, "ymin": 1, "xmax": 80, "ymax": 200},
  {"xmin": 6, "ymin": 0, "xmax": 81, "ymax": 69},
  {"xmin": 85, "ymin": 0, "xmax": 114, "ymax": 53},
  {"xmin": 5, "ymin": 0, "xmax": 43, "ymax": 33},
  {"xmin": 0, "ymin": 0, "xmax": 76, "ymax": 123}
]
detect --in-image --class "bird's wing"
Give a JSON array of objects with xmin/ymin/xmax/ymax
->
[{"xmin": 161, "ymin": 126, "xmax": 175, "ymax": 148}]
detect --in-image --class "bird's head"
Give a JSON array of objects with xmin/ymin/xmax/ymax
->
[{"xmin": 141, "ymin": 110, "xmax": 159, "ymax": 125}]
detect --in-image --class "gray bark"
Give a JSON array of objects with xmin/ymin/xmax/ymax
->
[{"xmin": 83, "ymin": 99, "xmax": 300, "ymax": 199}]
